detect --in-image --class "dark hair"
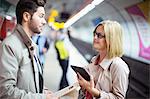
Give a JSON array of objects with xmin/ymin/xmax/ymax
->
[
  {"xmin": 16, "ymin": 0, "xmax": 46, "ymax": 24},
  {"xmin": 93, "ymin": 23, "xmax": 103, "ymax": 34}
]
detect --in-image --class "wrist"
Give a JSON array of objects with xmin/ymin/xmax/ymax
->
[
  {"xmin": 95, "ymin": 90, "xmax": 101, "ymax": 98},
  {"xmin": 91, "ymin": 88, "xmax": 101, "ymax": 98}
]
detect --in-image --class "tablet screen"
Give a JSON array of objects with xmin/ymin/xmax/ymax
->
[{"xmin": 71, "ymin": 65, "xmax": 90, "ymax": 81}]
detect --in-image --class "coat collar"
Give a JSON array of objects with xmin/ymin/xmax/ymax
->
[
  {"xmin": 15, "ymin": 24, "xmax": 39, "ymax": 53},
  {"xmin": 15, "ymin": 24, "xmax": 33, "ymax": 48}
]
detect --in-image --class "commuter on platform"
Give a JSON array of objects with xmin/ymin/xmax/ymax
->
[
  {"xmin": 0, "ymin": 0, "xmax": 58, "ymax": 99},
  {"xmin": 77, "ymin": 20, "xmax": 130, "ymax": 99},
  {"xmin": 55, "ymin": 30, "xmax": 69, "ymax": 90},
  {"xmin": 32, "ymin": 35, "xmax": 50, "ymax": 67}
]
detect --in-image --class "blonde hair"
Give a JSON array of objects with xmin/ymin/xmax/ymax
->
[{"xmin": 100, "ymin": 20, "xmax": 123, "ymax": 58}]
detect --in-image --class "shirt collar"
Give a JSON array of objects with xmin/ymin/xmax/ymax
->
[
  {"xmin": 94, "ymin": 54, "xmax": 113, "ymax": 70},
  {"xmin": 99, "ymin": 58, "xmax": 113, "ymax": 70}
]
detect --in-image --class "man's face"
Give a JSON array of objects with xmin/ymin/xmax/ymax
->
[{"xmin": 29, "ymin": 7, "xmax": 46, "ymax": 34}]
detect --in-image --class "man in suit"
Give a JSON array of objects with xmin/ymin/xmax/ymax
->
[{"xmin": 0, "ymin": 0, "xmax": 58, "ymax": 99}]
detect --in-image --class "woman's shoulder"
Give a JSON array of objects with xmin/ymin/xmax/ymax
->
[{"xmin": 111, "ymin": 57, "xmax": 129, "ymax": 73}]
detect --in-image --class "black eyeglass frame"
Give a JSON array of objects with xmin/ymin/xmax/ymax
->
[
  {"xmin": 93, "ymin": 23, "xmax": 105, "ymax": 39},
  {"xmin": 93, "ymin": 32, "xmax": 105, "ymax": 39}
]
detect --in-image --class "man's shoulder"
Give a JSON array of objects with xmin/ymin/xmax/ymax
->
[
  {"xmin": 2, "ymin": 32, "xmax": 23, "ymax": 48},
  {"xmin": 1, "ymin": 32, "xmax": 27, "ymax": 59}
]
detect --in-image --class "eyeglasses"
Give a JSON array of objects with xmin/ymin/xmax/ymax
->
[{"xmin": 94, "ymin": 32, "xmax": 105, "ymax": 39}]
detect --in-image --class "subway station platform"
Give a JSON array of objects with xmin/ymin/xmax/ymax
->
[{"xmin": 0, "ymin": 37, "xmax": 149, "ymax": 98}]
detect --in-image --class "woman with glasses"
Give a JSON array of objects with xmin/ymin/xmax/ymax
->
[{"xmin": 77, "ymin": 20, "xmax": 130, "ymax": 99}]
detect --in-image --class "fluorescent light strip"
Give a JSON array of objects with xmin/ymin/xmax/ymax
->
[{"xmin": 64, "ymin": 0, "xmax": 104, "ymax": 28}]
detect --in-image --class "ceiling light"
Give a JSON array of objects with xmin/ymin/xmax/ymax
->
[{"xmin": 64, "ymin": 0, "xmax": 104, "ymax": 28}]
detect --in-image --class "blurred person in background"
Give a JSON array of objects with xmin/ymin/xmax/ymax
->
[
  {"xmin": 77, "ymin": 20, "xmax": 130, "ymax": 99},
  {"xmin": 0, "ymin": 0, "xmax": 58, "ymax": 99},
  {"xmin": 32, "ymin": 35, "xmax": 50, "ymax": 67},
  {"xmin": 55, "ymin": 30, "xmax": 70, "ymax": 90}
]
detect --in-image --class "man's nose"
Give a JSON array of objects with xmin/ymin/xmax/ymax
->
[{"xmin": 42, "ymin": 18, "xmax": 47, "ymax": 25}]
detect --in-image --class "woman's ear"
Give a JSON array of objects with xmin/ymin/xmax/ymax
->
[{"xmin": 23, "ymin": 12, "xmax": 31, "ymax": 22}]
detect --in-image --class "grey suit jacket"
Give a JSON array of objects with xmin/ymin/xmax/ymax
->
[{"xmin": 0, "ymin": 24, "xmax": 45, "ymax": 99}]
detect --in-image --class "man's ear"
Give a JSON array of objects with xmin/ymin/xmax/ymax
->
[{"xmin": 23, "ymin": 12, "xmax": 31, "ymax": 22}]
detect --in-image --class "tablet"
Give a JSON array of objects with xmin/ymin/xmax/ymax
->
[{"xmin": 71, "ymin": 65, "xmax": 90, "ymax": 81}]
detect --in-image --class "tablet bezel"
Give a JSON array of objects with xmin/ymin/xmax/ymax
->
[{"xmin": 71, "ymin": 65, "xmax": 90, "ymax": 81}]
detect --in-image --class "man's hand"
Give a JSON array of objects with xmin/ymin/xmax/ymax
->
[
  {"xmin": 46, "ymin": 92, "xmax": 59, "ymax": 99},
  {"xmin": 44, "ymin": 88, "xmax": 59, "ymax": 99}
]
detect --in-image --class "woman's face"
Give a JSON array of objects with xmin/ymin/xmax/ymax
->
[{"xmin": 93, "ymin": 25, "xmax": 107, "ymax": 52}]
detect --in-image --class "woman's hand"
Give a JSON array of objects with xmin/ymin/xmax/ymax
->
[
  {"xmin": 77, "ymin": 72, "xmax": 100, "ymax": 98},
  {"xmin": 77, "ymin": 72, "xmax": 94, "ymax": 90}
]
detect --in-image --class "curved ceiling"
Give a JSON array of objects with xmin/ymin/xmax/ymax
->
[{"xmin": 3, "ymin": 0, "xmax": 143, "ymax": 20}]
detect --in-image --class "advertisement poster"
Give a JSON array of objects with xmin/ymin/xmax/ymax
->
[{"xmin": 126, "ymin": 4, "xmax": 150, "ymax": 61}]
